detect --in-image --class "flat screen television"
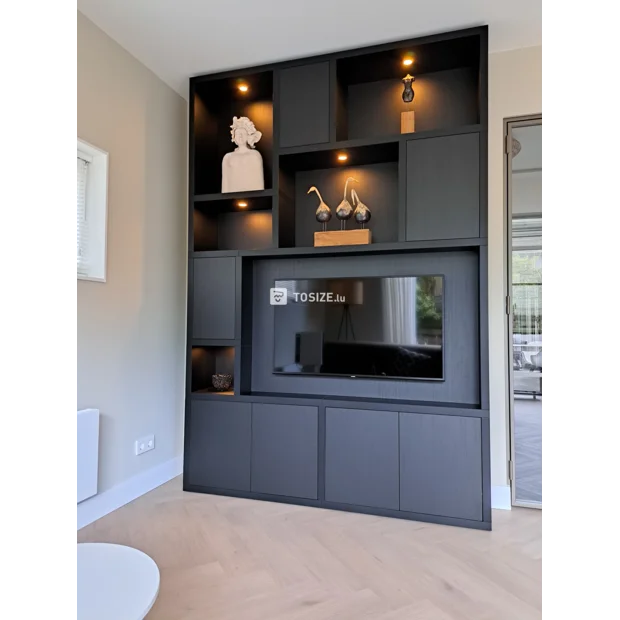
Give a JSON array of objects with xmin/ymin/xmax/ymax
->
[{"xmin": 272, "ymin": 275, "xmax": 444, "ymax": 381}]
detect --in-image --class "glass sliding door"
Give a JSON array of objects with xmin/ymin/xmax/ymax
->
[{"xmin": 507, "ymin": 118, "xmax": 542, "ymax": 508}]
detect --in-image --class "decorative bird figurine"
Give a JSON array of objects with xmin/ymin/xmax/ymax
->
[
  {"xmin": 336, "ymin": 177, "xmax": 357, "ymax": 229},
  {"xmin": 351, "ymin": 188, "xmax": 371, "ymax": 228},
  {"xmin": 308, "ymin": 186, "xmax": 331, "ymax": 231}
]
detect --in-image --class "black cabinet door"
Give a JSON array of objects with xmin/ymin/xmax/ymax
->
[
  {"xmin": 193, "ymin": 257, "xmax": 236, "ymax": 340},
  {"xmin": 187, "ymin": 400, "xmax": 251, "ymax": 491},
  {"xmin": 406, "ymin": 133, "xmax": 480, "ymax": 241},
  {"xmin": 325, "ymin": 407, "xmax": 399, "ymax": 510},
  {"xmin": 399, "ymin": 413, "xmax": 483, "ymax": 521},
  {"xmin": 251, "ymin": 403, "xmax": 318, "ymax": 499},
  {"xmin": 279, "ymin": 62, "xmax": 330, "ymax": 148}
]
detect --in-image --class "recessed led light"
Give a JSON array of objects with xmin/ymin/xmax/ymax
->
[
  {"xmin": 238, "ymin": 84, "xmax": 249, "ymax": 93},
  {"xmin": 403, "ymin": 58, "xmax": 414, "ymax": 67},
  {"xmin": 237, "ymin": 201, "xmax": 248, "ymax": 208},
  {"xmin": 337, "ymin": 153, "xmax": 348, "ymax": 162}
]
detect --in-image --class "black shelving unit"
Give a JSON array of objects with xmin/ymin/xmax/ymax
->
[{"xmin": 184, "ymin": 26, "xmax": 491, "ymax": 530}]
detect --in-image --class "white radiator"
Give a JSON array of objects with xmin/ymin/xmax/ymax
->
[{"xmin": 77, "ymin": 409, "xmax": 100, "ymax": 503}]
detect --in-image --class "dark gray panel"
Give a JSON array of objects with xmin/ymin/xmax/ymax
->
[
  {"xmin": 478, "ymin": 128, "xmax": 488, "ymax": 238},
  {"xmin": 333, "ymin": 60, "xmax": 348, "ymax": 141},
  {"xmin": 193, "ymin": 257, "xmax": 236, "ymax": 339},
  {"xmin": 251, "ymin": 403, "xmax": 318, "ymax": 499},
  {"xmin": 251, "ymin": 251, "xmax": 479, "ymax": 405},
  {"xmin": 185, "ymin": 258, "xmax": 195, "ymax": 395},
  {"xmin": 347, "ymin": 68, "xmax": 478, "ymax": 139},
  {"xmin": 317, "ymin": 404, "xmax": 326, "ymax": 501},
  {"xmin": 279, "ymin": 62, "xmax": 330, "ymax": 148},
  {"xmin": 239, "ymin": 259, "xmax": 254, "ymax": 394},
  {"xmin": 325, "ymin": 407, "xmax": 399, "ymax": 510},
  {"xmin": 235, "ymin": 258, "xmax": 243, "ymax": 354},
  {"xmin": 481, "ymin": 416, "xmax": 492, "ymax": 524},
  {"xmin": 406, "ymin": 133, "xmax": 480, "ymax": 241},
  {"xmin": 277, "ymin": 169, "xmax": 296, "ymax": 248},
  {"xmin": 295, "ymin": 163, "xmax": 398, "ymax": 248},
  {"xmin": 188, "ymin": 401, "xmax": 251, "ymax": 491},
  {"xmin": 399, "ymin": 412, "xmax": 482, "ymax": 521},
  {"xmin": 397, "ymin": 141, "xmax": 407, "ymax": 242},
  {"xmin": 218, "ymin": 212, "xmax": 272, "ymax": 251},
  {"xmin": 479, "ymin": 244, "xmax": 489, "ymax": 409}
]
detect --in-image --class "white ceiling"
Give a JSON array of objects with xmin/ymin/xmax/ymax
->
[{"xmin": 77, "ymin": 0, "xmax": 541, "ymax": 99}]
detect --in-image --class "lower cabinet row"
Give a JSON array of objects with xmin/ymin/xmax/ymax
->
[{"xmin": 186, "ymin": 401, "xmax": 483, "ymax": 522}]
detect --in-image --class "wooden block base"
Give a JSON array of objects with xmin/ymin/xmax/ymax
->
[
  {"xmin": 314, "ymin": 229, "xmax": 372, "ymax": 247},
  {"xmin": 401, "ymin": 110, "xmax": 415, "ymax": 134}
]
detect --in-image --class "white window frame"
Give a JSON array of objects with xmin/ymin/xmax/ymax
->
[{"xmin": 77, "ymin": 138, "xmax": 109, "ymax": 282}]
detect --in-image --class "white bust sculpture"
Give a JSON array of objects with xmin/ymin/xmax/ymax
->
[{"xmin": 222, "ymin": 116, "xmax": 265, "ymax": 193}]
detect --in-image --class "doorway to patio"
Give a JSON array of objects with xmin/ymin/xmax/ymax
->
[{"xmin": 506, "ymin": 116, "xmax": 542, "ymax": 508}]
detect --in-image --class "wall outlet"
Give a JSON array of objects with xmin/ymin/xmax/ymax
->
[{"xmin": 135, "ymin": 434, "xmax": 155, "ymax": 456}]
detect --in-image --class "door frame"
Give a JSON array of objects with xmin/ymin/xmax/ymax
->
[{"xmin": 504, "ymin": 114, "xmax": 542, "ymax": 509}]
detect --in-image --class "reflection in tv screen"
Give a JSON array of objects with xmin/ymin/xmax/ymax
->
[{"xmin": 272, "ymin": 276, "xmax": 443, "ymax": 381}]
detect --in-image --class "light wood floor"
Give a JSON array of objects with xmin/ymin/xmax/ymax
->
[{"xmin": 78, "ymin": 477, "xmax": 541, "ymax": 619}]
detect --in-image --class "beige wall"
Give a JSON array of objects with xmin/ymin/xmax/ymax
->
[
  {"xmin": 488, "ymin": 46, "xmax": 542, "ymax": 493},
  {"xmin": 77, "ymin": 12, "xmax": 187, "ymax": 494}
]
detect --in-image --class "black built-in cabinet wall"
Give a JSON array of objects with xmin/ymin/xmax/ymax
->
[{"xmin": 185, "ymin": 27, "xmax": 491, "ymax": 529}]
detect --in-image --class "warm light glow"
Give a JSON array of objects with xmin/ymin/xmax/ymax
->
[
  {"xmin": 403, "ymin": 58, "xmax": 414, "ymax": 67},
  {"xmin": 238, "ymin": 84, "xmax": 249, "ymax": 92},
  {"xmin": 237, "ymin": 201, "xmax": 248, "ymax": 208},
  {"xmin": 337, "ymin": 153, "xmax": 348, "ymax": 162}
]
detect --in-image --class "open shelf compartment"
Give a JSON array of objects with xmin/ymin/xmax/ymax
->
[
  {"xmin": 193, "ymin": 70, "xmax": 273, "ymax": 196},
  {"xmin": 194, "ymin": 191, "xmax": 273, "ymax": 251},
  {"xmin": 191, "ymin": 345, "xmax": 236, "ymax": 395},
  {"xmin": 278, "ymin": 141, "xmax": 401, "ymax": 249},
  {"xmin": 335, "ymin": 35, "xmax": 481, "ymax": 141}
]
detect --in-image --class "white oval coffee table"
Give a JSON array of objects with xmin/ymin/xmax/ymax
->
[{"xmin": 78, "ymin": 543, "xmax": 160, "ymax": 619}]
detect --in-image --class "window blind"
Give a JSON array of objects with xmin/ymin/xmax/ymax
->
[{"xmin": 77, "ymin": 157, "xmax": 89, "ymax": 276}]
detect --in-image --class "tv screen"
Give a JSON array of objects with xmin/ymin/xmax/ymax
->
[{"xmin": 272, "ymin": 276, "xmax": 444, "ymax": 381}]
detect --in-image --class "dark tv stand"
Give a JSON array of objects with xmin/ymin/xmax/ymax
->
[{"xmin": 184, "ymin": 27, "xmax": 491, "ymax": 530}]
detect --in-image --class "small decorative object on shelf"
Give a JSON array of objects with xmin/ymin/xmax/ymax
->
[
  {"xmin": 335, "ymin": 177, "xmax": 357, "ymax": 230},
  {"xmin": 221, "ymin": 116, "xmax": 264, "ymax": 193},
  {"xmin": 351, "ymin": 189, "xmax": 371, "ymax": 228},
  {"xmin": 308, "ymin": 186, "xmax": 332, "ymax": 231},
  {"xmin": 211, "ymin": 374, "xmax": 233, "ymax": 392},
  {"xmin": 401, "ymin": 74, "xmax": 416, "ymax": 134},
  {"xmin": 314, "ymin": 177, "xmax": 371, "ymax": 247}
]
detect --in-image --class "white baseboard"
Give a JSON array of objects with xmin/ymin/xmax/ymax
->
[
  {"xmin": 491, "ymin": 485, "xmax": 512, "ymax": 510},
  {"xmin": 77, "ymin": 458, "xmax": 510, "ymax": 525},
  {"xmin": 77, "ymin": 456, "xmax": 183, "ymax": 530}
]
